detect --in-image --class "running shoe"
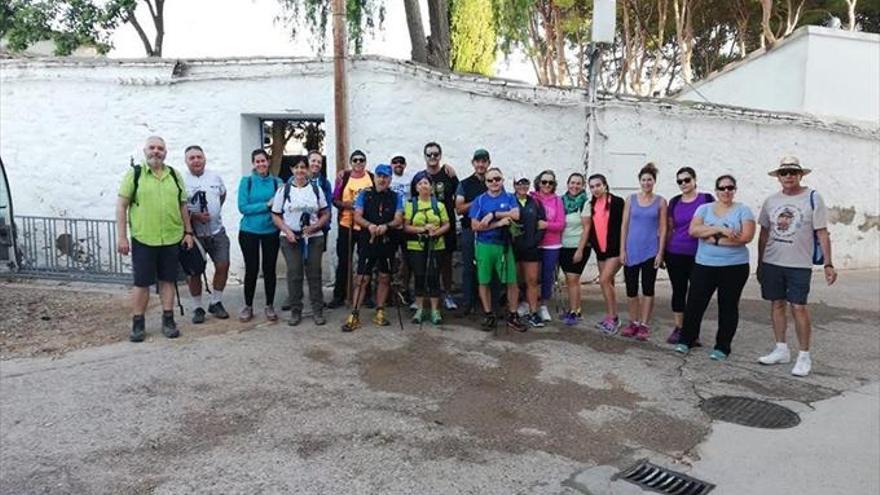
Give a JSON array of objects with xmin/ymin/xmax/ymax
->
[
  {"xmin": 507, "ymin": 313, "xmax": 528, "ymax": 332},
  {"xmin": 562, "ymin": 311, "xmax": 578, "ymax": 326},
  {"xmin": 443, "ymin": 294, "xmax": 458, "ymax": 310},
  {"xmin": 598, "ymin": 316, "xmax": 620, "ymax": 335},
  {"xmin": 191, "ymin": 307, "xmax": 206, "ymax": 324},
  {"xmin": 538, "ymin": 305, "xmax": 552, "ymax": 322},
  {"xmin": 635, "ymin": 324, "xmax": 650, "ymax": 341},
  {"xmin": 674, "ymin": 344, "xmax": 689, "ymax": 354},
  {"xmin": 411, "ymin": 309, "xmax": 424, "ymax": 324},
  {"xmin": 430, "ymin": 309, "xmax": 443, "ymax": 325},
  {"xmin": 342, "ymin": 312, "xmax": 361, "ymax": 332},
  {"xmin": 620, "ymin": 321, "xmax": 639, "ymax": 338},
  {"xmin": 480, "ymin": 312, "xmax": 496, "ymax": 332},
  {"xmin": 528, "ymin": 313, "xmax": 545, "ymax": 328},
  {"xmin": 208, "ymin": 302, "xmax": 229, "ymax": 319},
  {"xmin": 373, "ymin": 308, "xmax": 390, "ymax": 326},
  {"xmin": 666, "ymin": 327, "xmax": 682, "ymax": 344},
  {"xmin": 709, "ymin": 349, "xmax": 728, "ymax": 361},
  {"xmin": 238, "ymin": 306, "xmax": 253, "ymax": 322},
  {"xmin": 516, "ymin": 302, "xmax": 530, "ymax": 317},
  {"xmin": 265, "ymin": 305, "xmax": 278, "ymax": 322}
]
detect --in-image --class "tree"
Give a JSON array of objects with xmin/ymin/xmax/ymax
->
[
  {"xmin": 450, "ymin": 0, "xmax": 496, "ymax": 75},
  {"xmin": 0, "ymin": 0, "xmax": 164, "ymax": 56}
]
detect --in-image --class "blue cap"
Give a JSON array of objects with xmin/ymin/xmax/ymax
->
[{"xmin": 374, "ymin": 164, "xmax": 392, "ymax": 177}]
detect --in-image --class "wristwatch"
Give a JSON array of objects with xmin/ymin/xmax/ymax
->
[{"xmin": 184, "ymin": 231, "xmax": 194, "ymax": 236}]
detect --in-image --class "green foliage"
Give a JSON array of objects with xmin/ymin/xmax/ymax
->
[
  {"xmin": 0, "ymin": 0, "xmax": 136, "ymax": 55},
  {"xmin": 276, "ymin": 0, "xmax": 385, "ymax": 55},
  {"xmin": 451, "ymin": 0, "xmax": 496, "ymax": 75}
]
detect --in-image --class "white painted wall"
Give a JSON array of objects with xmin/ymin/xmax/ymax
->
[
  {"xmin": 678, "ymin": 27, "xmax": 880, "ymax": 124},
  {"xmin": 1, "ymin": 56, "xmax": 878, "ymax": 278}
]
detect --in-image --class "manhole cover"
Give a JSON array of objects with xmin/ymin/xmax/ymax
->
[
  {"xmin": 615, "ymin": 460, "xmax": 714, "ymax": 494},
  {"xmin": 700, "ymin": 396, "xmax": 800, "ymax": 429}
]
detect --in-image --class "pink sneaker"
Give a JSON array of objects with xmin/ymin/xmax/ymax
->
[
  {"xmin": 621, "ymin": 321, "xmax": 639, "ymax": 338},
  {"xmin": 635, "ymin": 324, "xmax": 650, "ymax": 341}
]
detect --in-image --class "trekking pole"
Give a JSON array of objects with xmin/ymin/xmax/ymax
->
[
  {"xmin": 388, "ymin": 257, "xmax": 405, "ymax": 331},
  {"xmin": 420, "ymin": 233, "xmax": 434, "ymax": 332},
  {"xmin": 345, "ymin": 221, "xmax": 354, "ymax": 307}
]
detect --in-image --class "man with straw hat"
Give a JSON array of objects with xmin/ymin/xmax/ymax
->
[{"xmin": 756, "ymin": 155, "xmax": 837, "ymax": 377}]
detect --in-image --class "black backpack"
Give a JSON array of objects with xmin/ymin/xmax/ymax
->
[
  {"xmin": 280, "ymin": 180, "xmax": 323, "ymax": 210},
  {"xmin": 131, "ymin": 161, "xmax": 183, "ymax": 206}
]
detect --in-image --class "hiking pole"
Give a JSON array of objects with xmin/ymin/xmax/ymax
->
[
  {"xmin": 345, "ymin": 221, "xmax": 354, "ymax": 307},
  {"xmin": 388, "ymin": 256, "xmax": 405, "ymax": 331},
  {"xmin": 420, "ymin": 233, "xmax": 434, "ymax": 332}
]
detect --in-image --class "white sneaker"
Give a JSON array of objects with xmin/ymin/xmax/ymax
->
[
  {"xmin": 409, "ymin": 301, "xmax": 420, "ymax": 311},
  {"xmin": 539, "ymin": 305, "xmax": 552, "ymax": 322},
  {"xmin": 791, "ymin": 353, "xmax": 812, "ymax": 377},
  {"xmin": 516, "ymin": 302, "xmax": 530, "ymax": 317},
  {"xmin": 443, "ymin": 294, "xmax": 458, "ymax": 310},
  {"xmin": 758, "ymin": 345, "xmax": 791, "ymax": 365}
]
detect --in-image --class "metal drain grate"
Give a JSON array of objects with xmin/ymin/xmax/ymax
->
[
  {"xmin": 615, "ymin": 460, "xmax": 715, "ymax": 494},
  {"xmin": 700, "ymin": 395, "xmax": 800, "ymax": 429}
]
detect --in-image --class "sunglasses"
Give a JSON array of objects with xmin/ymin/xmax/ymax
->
[
  {"xmin": 515, "ymin": 181, "xmax": 530, "ymax": 186},
  {"xmin": 540, "ymin": 180, "xmax": 556, "ymax": 186},
  {"xmin": 425, "ymin": 152, "xmax": 441, "ymax": 159},
  {"xmin": 293, "ymin": 164, "xmax": 308, "ymax": 169},
  {"xmin": 391, "ymin": 160, "xmax": 405, "ymax": 165},
  {"xmin": 486, "ymin": 177, "xmax": 503, "ymax": 183},
  {"xmin": 716, "ymin": 185, "xmax": 736, "ymax": 192},
  {"xmin": 676, "ymin": 177, "xmax": 693, "ymax": 185},
  {"xmin": 351, "ymin": 157, "xmax": 365, "ymax": 163},
  {"xmin": 778, "ymin": 169, "xmax": 801, "ymax": 177}
]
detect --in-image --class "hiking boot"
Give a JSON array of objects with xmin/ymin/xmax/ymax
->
[
  {"xmin": 443, "ymin": 294, "xmax": 458, "ymax": 310},
  {"xmin": 562, "ymin": 311, "xmax": 578, "ymax": 326},
  {"xmin": 516, "ymin": 301, "xmax": 530, "ymax": 317},
  {"xmin": 598, "ymin": 315, "xmax": 620, "ymax": 336},
  {"xmin": 621, "ymin": 321, "xmax": 640, "ymax": 338},
  {"xmin": 430, "ymin": 309, "xmax": 443, "ymax": 325},
  {"xmin": 574, "ymin": 308, "xmax": 583, "ymax": 320},
  {"xmin": 130, "ymin": 316, "xmax": 146, "ymax": 343},
  {"xmin": 238, "ymin": 306, "xmax": 253, "ymax": 322},
  {"xmin": 288, "ymin": 310, "xmax": 303, "ymax": 326},
  {"xmin": 506, "ymin": 313, "xmax": 528, "ymax": 333},
  {"xmin": 326, "ymin": 298, "xmax": 346, "ymax": 309},
  {"xmin": 281, "ymin": 298, "xmax": 292, "ymax": 311},
  {"xmin": 342, "ymin": 312, "xmax": 361, "ymax": 332},
  {"xmin": 208, "ymin": 302, "xmax": 229, "ymax": 319},
  {"xmin": 709, "ymin": 349, "xmax": 728, "ymax": 361},
  {"xmin": 162, "ymin": 315, "xmax": 180, "ymax": 339},
  {"xmin": 411, "ymin": 308, "xmax": 424, "ymax": 324},
  {"xmin": 191, "ymin": 307, "xmax": 206, "ymax": 324},
  {"xmin": 791, "ymin": 352, "xmax": 812, "ymax": 377},
  {"xmin": 313, "ymin": 312, "xmax": 327, "ymax": 326},
  {"xmin": 635, "ymin": 324, "xmax": 650, "ymax": 341},
  {"xmin": 265, "ymin": 306, "xmax": 279, "ymax": 322},
  {"xmin": 527, "ymin": 313, "xmax": 544, "ymax": 328},
  {"xmin": 480, "ymin": 312, "xmax": 496, "ymax": 332},
  {"xmin": 373, "ymin": 308, "xmax": 390, "ymax": 326},
  {"xmin": 538, "ymin": 305, "xmax": 552, "ymax": 322},
  {"xmin": 758, "ymin": 344, "xmax": 791, "ymax": 365},
  {"xmin": 666, "ymin": 327, "xmax": 682, "ymax": 344}
]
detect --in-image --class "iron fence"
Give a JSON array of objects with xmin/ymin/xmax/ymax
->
[{"xmin": 14, "ymin": 215, "xmax": 131, "ymax": 283}]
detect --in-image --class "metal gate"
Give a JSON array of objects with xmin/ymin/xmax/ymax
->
[{"xmin": 14, "ymin": 215, "xmax": 131, "ymax": 283}]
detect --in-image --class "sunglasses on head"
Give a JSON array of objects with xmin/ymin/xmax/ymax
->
[
  {"xmin": 486, "ymin": 176, "xmax": 503, "ymax": 183},
  {"xmin": 716, "ymin": 185, "xmax": 736, "ymax": 192},
  {"xmin": 425, "ymin": 152, "xmax": 440, "ymax": 159},
  {"xmin": 351, "ymin": 157, "xmax": 365, "ymax": 163},
  {"xmin": 676, "ymin": 177, "xmax": 693, "ymax": 185},
  {"xmin": 541, "ymin": 180, "xmax": 556, "ymax": 186},
  {"xmin": 778, "ymin": 169, "xmax": 800, "ymax": 177}
]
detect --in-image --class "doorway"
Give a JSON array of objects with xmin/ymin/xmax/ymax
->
[{"xmin": 260, "ymin": 117, "xmax": 327, "ymax": 183}]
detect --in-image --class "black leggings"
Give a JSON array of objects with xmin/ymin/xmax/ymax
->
[
  {"xmin": 238, "ymin": 231, "xmax": 280, "ymax": 307},
  {"xmin": 679, "ymin": 263, "xmax": 750, "ymax": 355},
  {"xmin": 408, "ymin": 249, "xmax": 441, "ymax": 298},
  {"xmin": 665, "ymin": 253, "xmax": 695, "ymax": 313},
  {"xmin": 624, "ymin": 259, "xmax": 657, "ymax": 297}
]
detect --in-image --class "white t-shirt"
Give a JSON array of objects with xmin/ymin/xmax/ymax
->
[
  {"xmin": 271, "ymin": 181, "xmax": 328, "ymax": 239},
  {"xmin": 183, "ymin": 169, "xmax": 226, "ymax": 237},
  {"xmin": 758, "ymin": 188, "xmax": 828, "ymax": 269},
  {"xmin": 391, "ymin": 170, "xmax": 415, "ymax": 202}
]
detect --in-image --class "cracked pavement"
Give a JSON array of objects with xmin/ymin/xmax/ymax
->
[{"xmin": 1, "ymin": 270, "xmax": 878, "ymax": 493}]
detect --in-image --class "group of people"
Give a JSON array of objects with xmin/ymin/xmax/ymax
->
[{"xmin": 117, "ymin": 136, "xmax": 837, "ymax": 377}]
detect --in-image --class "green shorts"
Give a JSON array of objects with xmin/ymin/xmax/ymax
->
[{"xmin": 475, "ymin": 241, "xmax": 517, "ymax": 285}]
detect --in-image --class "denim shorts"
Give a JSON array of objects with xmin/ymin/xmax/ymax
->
[{"xmin": 760, "ymin": 262, "xmax": 812, "ymax": 305}]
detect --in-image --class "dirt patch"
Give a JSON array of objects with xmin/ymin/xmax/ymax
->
[
  {"xmin": 304, "ymin": 347, "xmax": 335, "ymax": 365},
  {"xmin": 0, "ymin": 281, "xmax": 261, "ymax": 360},
  {"xmin": 360, "ymin": 333, "xmax": 708, "ymax": 465}
]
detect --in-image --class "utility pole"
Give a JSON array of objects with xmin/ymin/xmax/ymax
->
[{"xmin": 332, "ymin": 0, "xmax": 348, "ymax": 175}]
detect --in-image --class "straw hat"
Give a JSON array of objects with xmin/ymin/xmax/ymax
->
[{"xmin": 769, "ymin": 155, "xmax": 812, "ymax": 176}]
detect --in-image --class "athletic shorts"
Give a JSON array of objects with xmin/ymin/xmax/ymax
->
[
  {"xmin": 356, "ymin": 232, "xmax": 396, "ymax": 276},
  {"xmin": 593, "ymin": 245, "xmax": 619, "ymax": 262},
  {"xmin": 760, "ymin": 262, "xmax": 812, "ymax": 305},
  {"xmin": 513, "ymin": 246, "xmax": 540, "ymax": 263},
  {"xmin": 475, "ymin": 241, "xmax": 517, "ymax": 285},
  {"xmin": 197, "ymin": 228, "xmax": 230, "ymax": 265},
  {"xmin": 559, "ymin": 246, "xmax": 591, "ymax": 275},
  {"xmin": 131, "ymin": 237, "xmax": 179, "ymax": 288}
]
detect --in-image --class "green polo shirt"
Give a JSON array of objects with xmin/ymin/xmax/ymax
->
[{"xmin": 118, "ymin": 163, "xmax": 187, "ymax": 246}]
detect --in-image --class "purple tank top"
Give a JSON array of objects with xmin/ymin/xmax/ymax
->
[
  {"xmin": 667, "ymin": 194, "xmax": 712, "ymax": 256},
  {"xmin": 625, "ymin": 194, "xmax": 662, "ymax": 266}
]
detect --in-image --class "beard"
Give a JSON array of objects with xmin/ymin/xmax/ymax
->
[{"xmin": 146, "ymin": 154, "xmax": 164, "ymax": 167}]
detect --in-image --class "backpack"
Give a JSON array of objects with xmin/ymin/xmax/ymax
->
[
  {"xmin": 281, "ymin": 180, "xmax": 323, "ymax": 210},
  {"xmin": 131, "ymin": 162, "xmax": 182, "ymax": 206},
  {"xmin": 668, "ymin": 192, "xmax": 714, "ymax": 217},
  {"xmin": 339, "ymin": 170, "xmax": 375, "ymax": 204},
  {"xmin": 409, "ymin": 196, "xmax": 441, "ymax": 224},
  {"xmin": 246, "ymin": 175, "xmax": 282, "ymax": 196},
  {"xmin": 178, "ymin": 237, "xmax": 207, "ymax": 277},
  {"xmin": 809, "ymin": 190, "xmax": 824, "ymax": 266}
]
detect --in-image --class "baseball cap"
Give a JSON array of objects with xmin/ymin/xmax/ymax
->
[
  {"xmin": 374, "ymin": 164, "xmax": 392, "ymax": 177},
  {"xmin": 472, "ymin": 148, "xmax": 490, "ymax": 161},
  {"xmin": 513, "ymin": 173, "xmax": 530, "ymax": 184}
]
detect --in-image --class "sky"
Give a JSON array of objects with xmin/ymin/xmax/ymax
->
[{"xmin": 108, "ymin": 0, "xmax": 536, "ymax": 83}]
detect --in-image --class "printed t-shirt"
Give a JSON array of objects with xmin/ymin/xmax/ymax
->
[
  {"xmin": 468, "ymin": 191, "xmax": 518, "ymax": 245},
  {"xmin": 758, "ymin": 189, "xmax": 828, "ymax": 269},
  {"xmin": 404, "ymin": 198, "xmax": 449, "ymax": 251},
  {"xmin": 271, "ymin": 182, "xmax": 328, "ymax": 239}
]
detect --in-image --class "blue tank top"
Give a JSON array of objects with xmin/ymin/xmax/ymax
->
[{"xmin": 625, "ymin": 194, "xmax": 662, "ymax": 266}]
